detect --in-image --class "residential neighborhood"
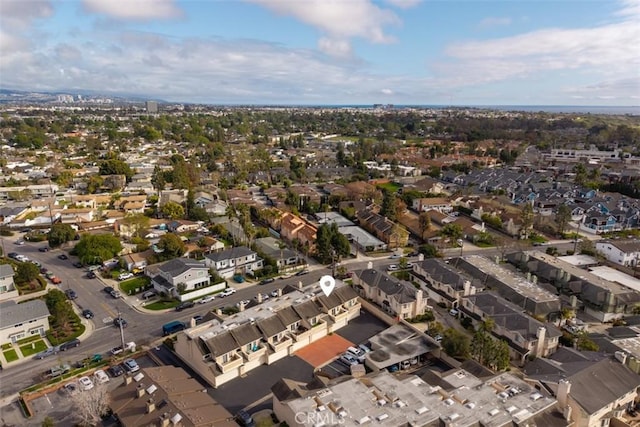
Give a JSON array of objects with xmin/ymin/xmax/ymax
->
[{"xmin": 0, "ymin": 103, "xmax": 639, "ymax": 427}]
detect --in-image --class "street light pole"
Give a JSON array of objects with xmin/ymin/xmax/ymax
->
[{"xmin": 117, "ymin": 307, "xmax": 126, "ymax": 351}]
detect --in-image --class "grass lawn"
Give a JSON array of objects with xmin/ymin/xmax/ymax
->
[
  {"xmin": 145, "ymin": 300, "xmax": 180, "ymax": 310},
  {"xmin": 3, "ymin": 349, "xmax": 18, "ymax": 362},
  {"xmin": 529, "ymin": 234, "xmax": 547, "ymax": 244},
  {"xmin": 475, "ymin": 242, "xmax": 495, "ymax": 248},
  {"xmin": 376, "ymin": 182, "xmax": 402, "ymax": 193},
  {"xmin": 119, "ymin": 276, "xmax": 151, "ymax": 294},
  {"xmin": 17, "ymin": 335, "xmax": 41, "ymax": 345},
  {"xmin": 1, "ymin": 343, "xmax": 12, "ymax": 350},
  {"xmin": 19, "ymin": 340, "xmax": 47, "ymax": 357}
]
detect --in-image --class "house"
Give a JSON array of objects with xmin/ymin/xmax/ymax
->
[
  {"xmin": 524, "ymin": 349, "xmax": 640, "ymax": 427},
  {"xmin": 0, "ymin": 264, "xmax": 18, "ymax": 301},
  {"xmin": 0, "ymin": 300, "xmax": 50, "ymax": 344},
  {"xmin": 412, "ymin": 197, "xmax": 454, "ymax": 214},
  {"xmin": 410, "ymin": 258, "xmax": 481, "ymax": 307},
  {"xmin": 149, "ymin": 258, "xmax": 212, "ymax": 298},
  {"xmin": 120, "ymin": 250, "xmax": 152, "ymax": 272},
  {"xmin": 174, "ymin": 283, "xmax": 361, "ymax": 387},
  {"xmin": 56, "ymin": 207, "xmax": 95, "ymax": 224},
  {"xmin": 110, "ymin": 365, "xmax": 237, "ymax": 427},
  {"xmin": 254, "ymin": 237, "xmax": 300, "ymax": 269},
  {"xmin": 167, "ymin": 220, "xmax": 200, "ymax": 233},
  {"xmin": 357, "ymin": 210, "xmax": 409, "ymax": 247},
  {"xmin": 460, "ymin": 292, "xmax": 562, "ymax": 363},
  {"xmin": 280, "ymin": 212, "xmax": 317, "ymax": 249},
  {"xmin": 352, "ymin": 267, "xmax": 428, "ymax": 320},
  {"xmin": 204, "ymin": 246, "xmax": 263, "ymax": 278},
  {"xmin": 404, "ymin": 176, "xmax": 450, "ymax": 195},
  {"xmin": 596, "ymin": 239, "xmax": 640, "ymax": 267}
]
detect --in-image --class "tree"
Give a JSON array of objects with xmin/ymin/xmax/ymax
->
[
  {"xmin": 380, "ymin": 190, "xmax": 398, "ymax": 221},
  {"xmin": 555, "ymin": 204, "xmax": 571, "ymax": 236},
  {"xmin": 70, "ymin": 383, "xmax": 111, "ymax": 426},
  {"xmin": 577, "ymin": 333, "xmax": 599, "ymax": 351},
  {"xmin": 418, "ymin": 212, "xmax": 431, "ymax": 240},
  {"xmin": 161, "ymin": 201, "xmax": 185, "ymax": 220},
  {"xmin": 441, "ymin": 328, "xmax": 470, "ymax": 359},
  {"xmin": 520, "ymin": 203, "xmax": 534, "ymax": 239},
  {"xmin": 120, "ymin": 213, "xmax": 150, "ymax": 238},
  {"xmin": 48, "ymin": 223, "xmax": 76, "ymax": 247},
  {"xmin": 99, "ymin": 158, "xmax": 134, "ymax": 181},
  {"xmin": 157, "ymin": 233, "xmax": 186, "ymax": 260},
  {"xmin": 315, "ymin": 223, "xmax": 350, "ymax": 264},
  {"xmin": 72, "ymin": 234, "xmax": 123, "ymax": 265},
  {"xmin": 440, "ymin": 223, "xmax": 463, "ymax": 242},
  {"xmin": 151, "ymin": 164, "xmax": 166, "ymax": 193},
  {"xmin": 15, "ymin": 262, "xmax": 39, "ymax": 284},
  {"xmin": 41, "ymin": 416, "xmax": 55, "ymax": 427}
]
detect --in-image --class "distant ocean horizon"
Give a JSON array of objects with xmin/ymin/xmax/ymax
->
[{"xmin": 296, "ymin": 104, "xmax": 640, "ymax": 115}]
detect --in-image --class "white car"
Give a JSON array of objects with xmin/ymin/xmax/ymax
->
[
  {"xmin": 219, "ymin": 288, "xmax": 237, "ymax": 297},
  {"xmin": 123, "ymin": 358, "xmax": 139, "ymax": 373},
  {"xmin": 346, "ymin": 346, "xmax": 366, "ymax": 362},
  {"xmin": 78, "ymin": 376, "xmax": 94, "ymax": 391},
  {"xmin": 93, "ymin": 369, "xmax": 109, "ymax": 384},
  {"xmin": 199, "ymin": 295, "xmax": 215, "ymax": 304},
  {"xmin": 236, "ymin": 299, "xmax": 250, "ymax": 307},
  {"xmin": 118, "ymin": 273, "xmax": 134, "ymax": 281},
  {"xmin": 14, "ymin": 240, "xmax": 25, "ymax": 245},
  {"xmin": 387, "ymin": 264, "xmax": 399, "ymax": 271},
  {"xmin": 270, "ymin": 290, "xmax": 279, "ymax": 298}
]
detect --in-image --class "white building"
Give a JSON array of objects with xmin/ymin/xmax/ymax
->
[
  {"xmin": 149, "ymin": 258, "xmax": 212, "ymax": 297},
  {"xmin": 596, "ymin": 239, "xmax": 640, "ymax": 267},
  {"xmin": 0, "ymin": 264, "xmax": 18, "ymax": 301},
  {"xmin": 0, "ymin": 300, "xmax": 50, "ymax": 344}
]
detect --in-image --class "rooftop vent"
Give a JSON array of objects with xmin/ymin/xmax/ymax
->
[
  {"xmin": 530, "ymin": 393, "xmax": 543, "ymax": 401},
  {"xmin": 376, "ymin": 414, "xmax": 389, "ymax": 421},
  {"xmin": 146, "ymin": 384, "xmax": 158, "ymax": 394},
  {"xmin": 416, "ymin": 406, "xmax": 429, "ymax": 415},
  {"xmin": 356, "ymin": 416, "xmax": 371, "ymax": 424},
  {"xmin": 488, "ymin": 408, "xmax": 500, "ymax": 416},
  {"xmin": 133, "ymin": 373, "xmax": 145, "ymax": 382}
]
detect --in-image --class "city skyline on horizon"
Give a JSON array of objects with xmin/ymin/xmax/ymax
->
[{"xmin": 1, "ymin": 0, "xmax": 639, "ymax": 106}]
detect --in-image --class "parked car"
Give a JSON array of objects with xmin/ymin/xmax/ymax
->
[
  {"xmin": 93, "ymin": 369, "xmax": 109, "ymax": 384},
  {"xmin": 103, "ymin": 286, "xmax": 115, "ymax": 294},
  {"xmin": 72, "ymin": 261, "xmax": 83, "ymax": 268},
  {"xmin": 118, "ymin": 272, "xmax": 134, "ymax": 281},
  {"xmin": 7, "ymin": 252, "xmax": 18, "ymax": 259},
  {"xmin": 14, "ymin": 240, "xmax": 25, "ymax": 245},
  {"xmin": 295, "ymin": 270, "xmax": 309, "ymax": 276},
  {"xmin": 387, "ymin": 264, "xmax": 399, "ymax": 271},
  {"xmin": 123, "ymin": 358, "xmax": 139, "ymax": 373},
  {"xmin": 141, "ymin": 290, "xmax": 157, "ymax": 299},
  {"xmin": 78, "ymin": 376, "xmax": 94, "ymax": 391},
  {"xmin": 58, "ymin": 254, "xmax": 68, "ymax": 260},
  {"xmin": 199, "ymin": 295, "xmax": 215, "ymax": 304},
  {"xmin": 219, "ymin": 288, "xmax": 236, "ymax": 297},
  {"xmin": 449, "ymin": 309, "xmax": 459, "ymax": 317},
  {"xmin": 259, "ymin": 278, "xmax": 275, "ymax": 285},
  {"xmin": 86, "ymin": 271, "xmax": 96, "ymax": 279},
  {"xmin": 358, "ymin": 343, "xmax": 371, "ymax": 354},
  {"xmin": 236, "ymin": 299, "xmax": 251, "ymax": 307},
  {"xmin": 59, "ymin": 339, "xmax": 81, "ymax": 351},
  {"xmin": 389, "ymin": 254, "xmax": 402, "ymax": 259},
  {"xmin": 175, "ymin": 301, "xmax": 195, "ymax": 312},
  {"xmin": 192, "ymin": 315, "xmax": 204, "ymax": 324},
  {"xmin": 235, "ymin": 410, "xmax": 256, "ymax": 427},
  {"xmin": 346, "ymin": 346, "xmax": 366, "ymax": 362},
  {"xmin": 50, "ymin": 276, "xmax": 62, "ymax": 285},
  {"xmin": 45, "ymin": 363, "xmax": 71, "ymax": 378},
  {"xmin": 34, "ymin": 347, "xmax": 59, "ymax": 359},
  {"xmin": 65, "ymin": 289, "xmax": 78, "ymax": 300},
  {"xmin": 113, "ymin": 317, "xmax": 128, "ymax": 328},
  {"xmin": 63, "ymin": 383, "xmax": 79, "ymax": 395},
  {"xmin": 108, "ymin": 365, "xmax": 125, "ymax": 377},
  {"xmin": 339, "ymin": 353, "xmax": 359, "ymax": 366},
  {"xmin": 233, "ymin": 274, "xmax": 245, "ymax": 283},
  {"xmin": 82, "ymin": 309, "xmax": 93, "ymax": 319},
  {"xmin": 270, "ymin": 289, "xmax": 279, "ymax": 298},
  {"xmin": 110, "ymin": 342, "xmax": 136, "ymax": 355},
  {"xmin": 109, "ymin": 290, "xmax": 122, "ymax": 299},
  {"xmin": 38, "ymin": 246, "xmax": 50, "ymax": 252}
]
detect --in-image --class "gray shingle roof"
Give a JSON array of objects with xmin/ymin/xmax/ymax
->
[
  {"xmin": 229, "ymin": 323, "xmax": 263, "ymax": 347},
  {"xmin": 0, "ymin": 264, "xmax": 14, "ymax": 279},
  {"xmin": 276, "ymin": 306, "xmax": 302, "ymax": 327},
  {"xmin": 204, "ymin": 332, "xmax": 238, "ymax": 356},
  {"xmin": 293, "ymin": 300, "xmax": 322, "ymax": 320},
  {"xmin": 256, "ymin": 316, "xmax": 287, "ymax": 338},
  {"xmin": 158, "ymin": 258, "xmax": 207, "ymax": 277},
  {"xmin": 205, "ymin": 246, "xmax": 255, "ymax": 262},
  {"xmin": 0, "ymin": 300, "xmax": 50, "ymax": 329},
  {"xmin": 355, "ymin": 269, "xmax": 419, "ymax": 304}
]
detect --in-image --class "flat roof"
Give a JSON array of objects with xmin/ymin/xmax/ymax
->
[
  {"xmin": 557, "ymin": 254, "xmax": 600, "ymax": 267},
  {"xmin": 524, "ymin": 251, "xmax": 630, "ymax": 295},
  {"xmin": 316, "ymin": 211, "xmax": 355, "ymax": 227},
  {"xmin": 366, "ymin": 323, "xmax": 436, "ymax": 370},
  {"xmin": 588, "ymin": 266, "xmax": 640, "ymax": 293},
  {"xmin": 337, "ymin": 225, "xmax": 386, "ymax": 247},
  {"xmin": 284, "ymin": 369, "xmax": 556, "ymax": 427},
  {"xmin": 462, "ymin": 255, "xmax": 559, "ymax": 302}
]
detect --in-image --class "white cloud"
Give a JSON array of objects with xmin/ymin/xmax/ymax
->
[
  {"xmin": 247, "ymin": 0, "xmax": 399, "ymax": 44},
  {"xmin": 384, "ymin": 0, "xmax": 422, "ymax": 9},
  {"xmin": 477, "ymin": 17, "xmax": 512, "ymax": 29},
  {"xmin": 318, "ymin": 37, "xmax": 352, "ymax": 58},
  {"xmin": 82, "ymin": 0, "xmax": 183, "ymax": 20},
  {"xmin": 381, "ymin": 88, "xmax": 394, "ymax": 95}
]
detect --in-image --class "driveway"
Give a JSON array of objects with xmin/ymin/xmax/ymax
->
[{"xmin": 336, "ymin": 310, "xmax": 390, "ymax": 345}]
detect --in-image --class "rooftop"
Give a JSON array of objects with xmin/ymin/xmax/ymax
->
[
  {"xmin": 0, "ymin": 300, "xmax": 50, "ymax": 329},
  {"xmin": 366, "ymin": 323, "xmax": 437, "ymax": 370}
]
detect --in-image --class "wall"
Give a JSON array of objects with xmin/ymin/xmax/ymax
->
[{"xmin": 178, "ymin": 282, "xmax": 226, "ymax": 302}]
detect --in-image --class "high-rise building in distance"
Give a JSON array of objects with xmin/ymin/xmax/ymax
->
[{"xmin": 145, "ymin": 101, "xmax": 158, "ymax": 113}]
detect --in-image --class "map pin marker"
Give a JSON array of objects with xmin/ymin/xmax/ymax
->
[{"xmin": 319, "ymin": 275, "xmax": 336, "ymax": 297}]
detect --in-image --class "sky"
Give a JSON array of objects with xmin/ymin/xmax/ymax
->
[{"xmin": 1, "ymin": 0, "xmax": 639, "ymax": 106}]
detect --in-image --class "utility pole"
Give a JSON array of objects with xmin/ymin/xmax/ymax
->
[{"xmin": 117, "ymin": 307, "xmax": 126, "ymax": 351}]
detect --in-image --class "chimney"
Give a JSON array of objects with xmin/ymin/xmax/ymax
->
[
  {"xmin": 215, "ymin": 308, "xmax": 223, "ymax": 316},
  {"xmin": 463, "ymin": 280, "xmax": 471, "ymax": 296},
  {"xmin": 190, "ymin": 317, "xmax": 196, "ymax": 328},
  {"xmin": 418, "ymin": 254, "xmax": 424, "ymax": 262},
  {"xmin": 124, "ymin": 375, "xmax": 132, "ymax": 385},
  {"xmin": 136, "ymin": 384, "xmax": 146, "ymax": 398},
  {"xmin": 532, "ymin": 275, "xmax": 538, "ymax": 284},
  {"xmin": 535, "ymin": 326, "xmax": 546, "ymax": 356},
  {"xmin": 277, "ymin": 288, "xmax": 283, "ymax": 297},
  {"xmin": 526, "ymin": 272, "xmax": 531, "ymax": 281},
  {"xmin": 557, "ymin": 379, "xmax": 571, "ymax": 410},
  {"xmin": 367, "ymin": 261, "xmax": 373, "ymax": 269},
  {"xmin": 615, "ymin": 351, "xmax": 628, "ymax": 365},
  {"xmin": 238, "ymin": 301, "xmax": 246, "ymax": 312},
  {"xmin": 160, "ymin": 413, "xmax": 170, "ymax": 427},
  {"xmin": 297, "ymin": 281, "xmax": 303, "ymax": 290},
  {"xmin": 569, "ymin": 295, "xmax": 578, "ymax": 308},
  {"xmin": 146, "ymin": 398, "xmax": 155, "ymax": 413},
  {"xmin": 257, "ymin": 293, "xmax": 263, "ymax": 304}
]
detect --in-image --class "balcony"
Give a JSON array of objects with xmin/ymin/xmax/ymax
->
[
  {"xmin": 269, "ymin": 335, "xmax": 293, "ymax": 353},
  {"xmin": 216, "ymin": 351, "xmax": 243, "ymax": 373},
  {"xmin": 241, "ymin": 343, "xmax": 267, "ymax": 362}
]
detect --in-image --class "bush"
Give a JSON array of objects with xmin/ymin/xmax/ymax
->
[{"xmin": 407, "ymin": 311, "xmax": 435, "ymax": 323}]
